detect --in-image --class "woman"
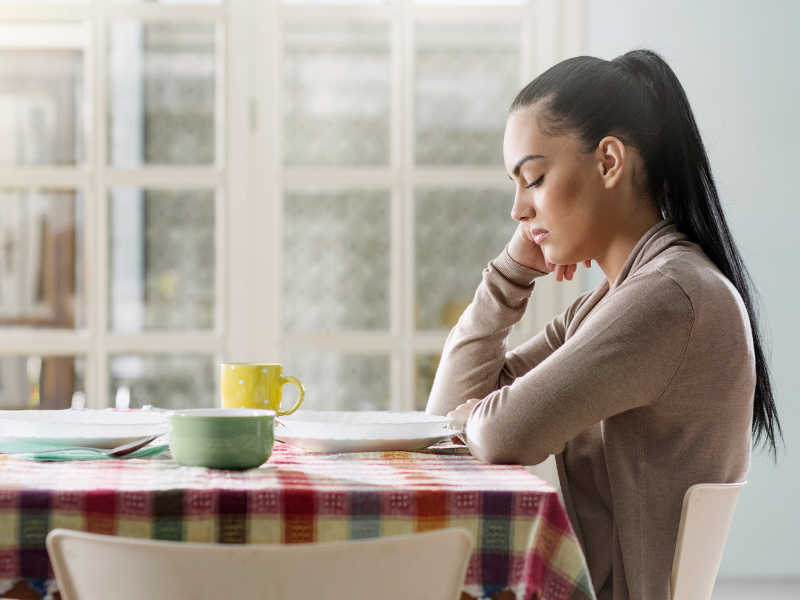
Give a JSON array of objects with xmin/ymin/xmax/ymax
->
[{"xmin": 426, "ymin": 49, "xmax": 781, "ymax": 600}]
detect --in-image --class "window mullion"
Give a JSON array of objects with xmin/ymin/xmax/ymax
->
[
  {"xmin": 389, "ymin": 12, "xmax": 404, "ymax": 411},
  {"xmin": 90, "ymin": 0, "xmax": 109, "ymax": 410},
  {"xmin": 253, "ymin": 0, "xmax": 283, "ymax": 364},
  {"xmin": 225, "ymin": 0, "xmax": 258, "ymax": 364},
  {"xmin": 401, "ymin": 1, "xmax": 416, "ymax": 411}
]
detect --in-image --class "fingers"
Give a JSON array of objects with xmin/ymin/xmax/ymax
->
[
  {"xmin": 447, "ymin": 398, "xmax": 481, "ymax": 431},
  {"xmin": 553, "ymin": 261, "xmax": 591, "ymax": 282},
  {"xmin": 554, "ymin": 264, "xmax": 562, "ymax": 282}
]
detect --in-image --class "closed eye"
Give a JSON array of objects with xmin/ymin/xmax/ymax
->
[{"xmin": 526, "ymin": 175, "xmax": 544, "ymax": 189}]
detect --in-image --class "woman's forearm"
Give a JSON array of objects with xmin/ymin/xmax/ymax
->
[{"xmin": 425, "ymin": 248, "xmax": 548, "ymax": 417}]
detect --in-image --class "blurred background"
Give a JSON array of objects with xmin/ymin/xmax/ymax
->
[{"xmin": 0, "ymin": 0, "xmax": 796, "ymax": 590}]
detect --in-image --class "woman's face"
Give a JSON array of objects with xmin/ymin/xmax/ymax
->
[{"xmin": 503, "ymin": 110, "xmax": 609, "ymax": 266}]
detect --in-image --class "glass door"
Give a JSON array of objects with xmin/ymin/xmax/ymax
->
[
  {"xmin": 0, "ymin": 0, "xmax": 227, "ymax": 410},
  {"xmin": 0, "ymin": 0, "xmax": 585, "ymax": 412},
  {"xmin": 252, "ymin": 0, "xmax": 586, "ymax": 413}
]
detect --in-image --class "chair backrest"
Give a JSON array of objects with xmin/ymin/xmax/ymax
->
[
  {"xmin": 47, "ymin": 527, "xmax": 474, "ymax": 600},
  {"xmin": 671, "ymin": 482, "xmax": 746, "ymax": 600}
]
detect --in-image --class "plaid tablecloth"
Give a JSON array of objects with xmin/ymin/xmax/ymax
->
[{"xmin": 0, "ymin": 442, "xmax": 594, "ymax": 600}]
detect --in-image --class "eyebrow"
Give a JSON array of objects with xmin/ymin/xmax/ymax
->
[{"xmin": 509, "ymin": 154, "xmax": 545, "ymax": 179}]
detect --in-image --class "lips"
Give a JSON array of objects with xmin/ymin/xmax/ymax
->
[{"xmin": 530, "ymin": 229, "xmax": 549, "ymax": 244}]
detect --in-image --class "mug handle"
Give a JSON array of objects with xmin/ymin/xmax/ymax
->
[{"xmin": 276, "ymin": 375, "xmax": 305, "ymax": 416}]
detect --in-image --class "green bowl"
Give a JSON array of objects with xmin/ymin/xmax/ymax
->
[{"xmin": 168, "ymin": 409, "xmax": 275, "ymax": 470}]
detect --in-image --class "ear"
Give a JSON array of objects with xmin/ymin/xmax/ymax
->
[{"xmin": 595, "ymin": 136, "xmax": 626, "ymax": 190}]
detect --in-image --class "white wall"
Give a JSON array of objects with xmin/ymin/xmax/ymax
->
[{"xmin": 582, "ymin": 0, "xmax": 800, "ymax": 577}]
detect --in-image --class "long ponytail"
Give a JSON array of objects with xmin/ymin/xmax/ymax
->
[{"xmin": 510, "ymin": 49, "xmax": 782, "ymax": 457}]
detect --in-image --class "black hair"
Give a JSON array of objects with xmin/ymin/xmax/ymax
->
[{"xmin": 510, "ymin": 49, "xmax": 781, "ymax": 457}]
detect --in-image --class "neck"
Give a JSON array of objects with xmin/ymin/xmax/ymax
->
[{"xmin": 595, "ymin": 210, "xmax": 663, "ymax": 286}]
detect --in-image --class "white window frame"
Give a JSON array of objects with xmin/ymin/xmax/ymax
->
[
  {"xmin": 0, "ymin": 1, "xmax": 228, "ymax": 409},
  {"xmin": 0, "ymin": 0, "xmax": 584, "ymax": 411},
  {"xmin": 245, "ymin": 0, "xmax": 586, "ymax": 411}
]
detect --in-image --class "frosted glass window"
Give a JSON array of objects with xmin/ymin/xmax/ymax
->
[
  {"xmin": 0, "ymin": 356, "xmax": 85, "ymax": 410},
  {"xmin": 284, "ymin": 22, "xmax": 391, "ymax": 167},
  {"xmin": 415, "ymin": 188, "xmax": 516, "ymax": 330},
  {"xmin": 113, "ymin": 0, "xmax": 219, "ymax": 5},
  {"xmin": 0, "ymin": 189, "xmax": 84, "ymax": 329},
  {"xmin": 108, "ymin": 21, "xmax": 217, "ymax": 167},
  {"xmin": 283, "ymin": 189, "xmax": 390, "ymax": 334},
  {"xmin": 0, "ymin": 50, "xmax": 83, "ymax": 166},
  {"xmin": 415, "ymin": 23, "xmax": 520, "ymax": 166},
  {"xmin": 109, "ymin": 354, "xmax": 215, "ymax": 410},
  {"xmin": 282, "ymin": 351, "xmax": 390, "ymax": 412},
  {"xmin": 283, "ymin": 0, "xmax": 387, "ymax": 4},
  {"xmin": 109, "ymin": 188, "xmax": 215, "ymax": 332},
  {"xmin": 415, "ymin": 0, "xmax": 526, "ymax": 4}
]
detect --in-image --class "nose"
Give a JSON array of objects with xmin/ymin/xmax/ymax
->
[{"xmin": 510, "ymin": 187, "xmax": 535, "ymax": 222}]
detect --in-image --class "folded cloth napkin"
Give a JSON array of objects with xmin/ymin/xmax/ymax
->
[{"xmin": 0, "ymin": 441, "xmax": 169, "ymax": 461}]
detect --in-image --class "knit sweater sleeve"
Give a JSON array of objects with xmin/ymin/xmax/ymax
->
[
  {"xmin": 426, "ymin": 247, "xmax": 572, "ymax": 418},
  {"xmin": 463, "ymin": 271, "xmax": 695, "ymax": 466}
]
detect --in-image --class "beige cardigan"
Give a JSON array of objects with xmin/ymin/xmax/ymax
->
[{"xmin": 426, "ymin": 218, "xmax": 754, "ymax": 600}]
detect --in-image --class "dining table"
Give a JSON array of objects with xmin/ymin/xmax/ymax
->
[{"xmin": 0, "ymin": 440, "xmax": 595, "ymax": 600}]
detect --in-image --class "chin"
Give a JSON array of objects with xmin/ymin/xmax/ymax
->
[
  {"xmin": 543, "ymin": 247, "xmax": 580, "ymax": 267},
  {"xmin": 542, "ymin": 247, "xmax": 564, "ymax": 265}
]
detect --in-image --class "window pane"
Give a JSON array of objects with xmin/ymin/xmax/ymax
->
[
  {"xmin": 284, "ymin": 22, "xmax": 391, "ymax": 167},
  {"xmin": 283, "ymin": 189, "xmax": 390, "ymax": 334},
  {"xmin": 415, "ymin": 188, "xmax": 516, "ymax": 330},
  {"xmin": 283, "ymin": 0, "xmax": 387, "ymax": 4},
  {"xmin": 0, "ymin": 44, "xmax": 83, "ymax": 166},
  {"xmin": 108, "ymin": 22, "xmax": 217, "ymax": 167},
  {"xmin": 113, "ymin": 0, "xmax": 219, "ymax": 5},
  {"xmin": 0, "ymin": 189, "xmax": 84, "ymax": 329},
  {"xmin": 415, "ymin": 23, "xmax": 520, "ymax": 166},
  {"xmin": 0, "ymin": 355, "xmax": 85, "ymax": 410},
  {"xmin": 415, "ymin": 353, "xmax": 440, "ymax": 411},
  {"xmin": 415, "ymin": 0, "xmax": 526, "ymax": 4},
  {"xmin": 109, "ymin": 188, "xmax": 215, "ymax": 332},
  {"xmin": 109, "ymin": 354, "xmax": 215, "ymax": 410},
  {"xmin": 282, "ymin": 351, "xmax": 390, "ymax": 411}
]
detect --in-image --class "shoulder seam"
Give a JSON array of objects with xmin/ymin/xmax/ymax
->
[{"xmin": 650, "ymin": 268, "xmax": 696, "ymax": 406}]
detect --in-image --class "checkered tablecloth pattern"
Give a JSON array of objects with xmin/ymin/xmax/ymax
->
[{"xmin": 0, "ymin": 442, "xmax": 594, "ymax": 600}]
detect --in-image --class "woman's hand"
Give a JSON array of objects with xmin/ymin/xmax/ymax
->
[
  {"xmin": 507, "ymin": 222, "xmax": 591, "ymax": 282},
  {"xmin": 447, "ymin": 398, "xmax": 481, "ymax": 433}
]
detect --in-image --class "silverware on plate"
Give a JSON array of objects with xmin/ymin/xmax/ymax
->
[{"xmin": 15, "ymin": 435, "xmax": 159, "ymax": 457}]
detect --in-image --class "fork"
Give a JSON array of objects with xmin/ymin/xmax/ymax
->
[{"xmin": 27, "ymin": 436, "xmax": 159, "ymax": 457}]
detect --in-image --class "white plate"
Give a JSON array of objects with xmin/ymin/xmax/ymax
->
[
  {"xmin": 275, "ymin": 427, "xmax": 461, "ymax": 453},
  {"xmin": 277, "ymin": 411, "xmax": 453, "ymax": 439},
  {"xmin": 0, "ymin": 410, "xmax": 169, "ymax": 449}
]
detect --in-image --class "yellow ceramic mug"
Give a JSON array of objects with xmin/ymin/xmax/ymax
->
[{"xmin": 220, "ymin": 364, "xmax": 305, "ymax": 416}]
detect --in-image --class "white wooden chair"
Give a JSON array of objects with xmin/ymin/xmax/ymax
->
[
  {"xmin": 671, "ymin": 482, "xmax": 746, "ymax": 600},
  {"xmin": 46, "ymin": 527, "xmax": 474, "ymax": 600}
]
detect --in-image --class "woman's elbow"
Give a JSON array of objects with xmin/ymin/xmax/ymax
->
[
  {"xmin": 469, "ymin": 442, "xmax": 515, "ymax": 464},
  {"xmin": 466, "ymin": 428, "xmax": 527, "ymax": 464},
  {"xmin": 469, "ymin": 443, "xmax": 549, "ymax": 466},
  {"xmin": 467, "ymin": 423, "xmax": 558, "ymax": 466}
]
